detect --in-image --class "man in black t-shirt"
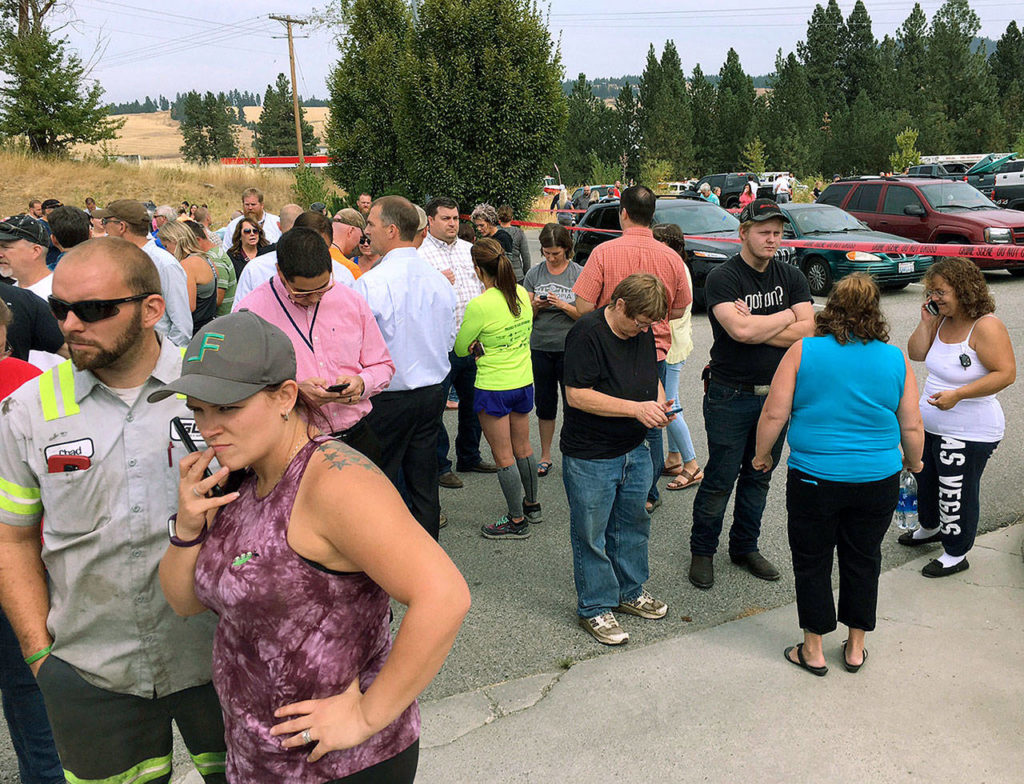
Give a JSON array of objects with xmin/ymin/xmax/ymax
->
[
  {"xmin": 689, "ymin": 199, "xmax": 814, "ymax": 590},
  {"xmin": 0, "ymin": 281, "xmax": 66, "ymax": 362},
  {"xmin": 562, "ymin": 274, "xmax": 674, "ymax": 647}
]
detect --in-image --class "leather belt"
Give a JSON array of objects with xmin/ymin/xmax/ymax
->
[{"xmin": 710, "ymin": 374, "xmax": 771, "ymax": 396}]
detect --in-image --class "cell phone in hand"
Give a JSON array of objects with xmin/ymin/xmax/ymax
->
[
  {"xmin": 326, "ymin": 382, "xmax": 350, "ymax": 393},
  {"xmin": 539, "ymin": 293, "xmax": 549, "ymax": 300},
  {"xmin": 665, "ymin": 405, "xmax": 683, "ymax": 416},
  {"xmin": 171, "ymin": 417, "xmax": 224, "ymax": 497},
  {"xmin": 469, "ymin": 341, "xmax": 485, "ymax": 358},
  {"xmin": 925, "ymin": 300, "xmax": 939, "ymax": 316}
]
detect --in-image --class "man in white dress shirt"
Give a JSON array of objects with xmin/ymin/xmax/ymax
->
[
  {"xmin": 355, "ymin": 196, "xmax": 457, "ymax": 539},
  {"xmin": 220, "ymin": 187, "xmax": 282, "ymax": 250},
  {"xmin": 94, "ymin": 200, "xmax": 193, "ymax": 347}
]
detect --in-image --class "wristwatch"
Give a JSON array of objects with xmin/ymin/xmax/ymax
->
[{"xmin": 167, "ymin": 514, "xmax": 208, "ymax": 547}]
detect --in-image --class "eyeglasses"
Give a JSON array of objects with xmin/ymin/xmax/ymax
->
[
  {"xmin": 241, "ymin": 228, "xmax": 259, "ymax": 235},
  {"xmin": 48, "ymin": 293, "xmax": 156, "ymax": 323},
  {"xmin": 926, "ymin": 288, "xmax": 949, "ymax": 298},
  {"xmin": 359, "ymin": 235, "xmax": 371, "ymax": 246},
  {"xmin": 632, "ymin": 317, "xmax": 655, "ymax": 331},
  {"xmin": 1, "ymin": 342, "xmax": 11, "ymax": 360},
  {"xmin": 101, "ymin": 217, "xmax": 124, "ymax": 226},
  {"xmin": 282, "ymin": 274, "xmax": 334, "ymax": 303}
]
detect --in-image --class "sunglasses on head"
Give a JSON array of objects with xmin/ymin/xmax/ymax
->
[{"xmin": 48, "ymin": 294, "xmax": 156, "ymax": 323}]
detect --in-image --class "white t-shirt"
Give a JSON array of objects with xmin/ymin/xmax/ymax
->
[{"xmin": 21, "ymin": 275, "xmax": 62, "ymax": 371}]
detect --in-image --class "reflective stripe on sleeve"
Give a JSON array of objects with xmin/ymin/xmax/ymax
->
[
  {"xmin": 0, "ymin": 476, "xmax": 42, "ymax": 516},
  {"xmin": 39, "ymin": 361, "xmax": 79, "ymax": 421}
]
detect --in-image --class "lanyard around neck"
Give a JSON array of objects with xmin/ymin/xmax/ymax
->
[{"xmin": 270, "ymin": 278, "xmax": 320, "ymax": 354}]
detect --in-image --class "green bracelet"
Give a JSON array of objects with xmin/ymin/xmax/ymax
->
[{"xmin": 24, "ymin": 645, "xmax": 52, "ymax": 665}]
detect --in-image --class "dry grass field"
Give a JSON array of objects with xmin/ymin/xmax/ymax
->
[
  {"xmin": 75, "ymin": 107, "xmax": 332, "ymax": 161},
  {"xmin": 0, "ymin": 148, "xmax": 305, "ymax": 226}
]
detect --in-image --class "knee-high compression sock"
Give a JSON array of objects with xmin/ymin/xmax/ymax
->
[
  {"xmin": 516, "ymin": 455, "xmax": 538, "ymax": 504},
  {"xmin": 497, "ymin": 465, "xmax": 524, "ymax": 520}
]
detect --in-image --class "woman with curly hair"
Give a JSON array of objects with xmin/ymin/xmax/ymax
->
[
  {"xmin": 753, "ymin": 274, "xmax": 924, "ymax": 676},
  {"xmin": 902, "ymin": 257, "xmax": 1016, "ymax": 577}
]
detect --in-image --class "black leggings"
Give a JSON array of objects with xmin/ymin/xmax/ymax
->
[
  {"xmin": 326, "ymin": 740, "xmax": 419, "ymax": 784},
  {"xmin": 786, "ymin": 468, "xmax": 898, "ymax": 634},
  {"xmin": 916, "ymin": 432, "xmax": 999, "ymax": 557},
  {"xmin": 531, "ymin": 349, "xmax": 565, "ymax": 421}
]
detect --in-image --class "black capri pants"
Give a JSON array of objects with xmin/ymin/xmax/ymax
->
[
  {"xmin": 531, "ymin": 349, "xmax": 565, "ymax": 421},
  {"xmin": 785, "ymin": 468, "xmax": 899, "ymax": 635}
]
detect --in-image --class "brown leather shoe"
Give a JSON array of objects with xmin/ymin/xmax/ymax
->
[
  {"xmin": 689, "ymin": 555, "xmax": 714, "ymax": 589},
  {"xmin": 438, "ymin": 471, "xmax": 463, "ymax": 489}
]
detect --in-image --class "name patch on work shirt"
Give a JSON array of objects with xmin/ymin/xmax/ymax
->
[{"xmin": 43, "ymin": 438, "xmax": 95, "ymax": 460}]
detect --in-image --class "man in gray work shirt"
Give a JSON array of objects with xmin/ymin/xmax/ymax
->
[{"xmin": 0, "ymin": 238, "xmax": 226, "ymax": 783}]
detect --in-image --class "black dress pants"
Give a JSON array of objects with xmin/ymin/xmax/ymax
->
[
  {"xmin": 786, "ymin": 468, "xmax": 899, "ymax": 634},
  {"xmin": 364, "ymin": 385, "xmax": 445, "ymax": 539}
]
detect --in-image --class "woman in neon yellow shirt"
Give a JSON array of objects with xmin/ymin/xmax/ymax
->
[{"xmin": 454, "ymin": 238, "xmax": 539, "ymax": 540}]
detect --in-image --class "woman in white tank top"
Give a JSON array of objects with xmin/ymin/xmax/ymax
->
[{"xmin": 904, "ymin": 258, "xmax": 1016, "ymax": 578}]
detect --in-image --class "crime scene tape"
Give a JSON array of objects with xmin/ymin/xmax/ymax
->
[{"xmin": 506, "ymin": 219, "xmax": 1024, "ymax": 260}]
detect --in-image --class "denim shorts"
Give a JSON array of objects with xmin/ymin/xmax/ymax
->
[{"xmin": 474, "ymin": 385, "xmax": 534, "ymax": 417}]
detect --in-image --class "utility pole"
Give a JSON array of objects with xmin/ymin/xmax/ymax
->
[{"xmin": 269, "ymin": 14, "xmax": 308, "ymax": 167}]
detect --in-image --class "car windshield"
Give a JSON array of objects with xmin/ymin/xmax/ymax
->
[
  {"xmin": 654, "ymin": 202, "xmax": 740, "ymax": 234},
  {"xmin": 918, "ymin": 182, "xmax": 996, "ymax": 211},
  {"xmin": 788, "ymin": 205, "xmax": 865, "ymax": 234}
]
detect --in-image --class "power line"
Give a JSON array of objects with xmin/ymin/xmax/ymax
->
[{"xmin": 79, "ymin": 0, "xmax": 275, "ymax": 35}]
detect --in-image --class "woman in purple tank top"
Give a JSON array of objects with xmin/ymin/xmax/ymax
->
[{"xmin": 150, "ymin": 312, "xmax": 470, "ymax": 782}]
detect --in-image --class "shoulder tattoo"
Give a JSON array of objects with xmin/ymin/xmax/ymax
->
[{"xmin": 316, "ymin": 440, "xmax": 383, "ymax": 477}]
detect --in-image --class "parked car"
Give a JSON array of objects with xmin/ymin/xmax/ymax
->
[
  {"xmin": 572, "ymin": 196, "xmax": 796, "ymax": 308},
  {"xmin": 568, "ymin": 184, "xmax": 613, "ymax": 208},
  {"xmin": 690, "ymin": 172, "xmax": 764, "ymax": 208},
  {"xmin": 777, "ymin": 203, "xmax": 933, "ymax": 296},
  {"xmin": 962, "ymin": 153, "xmax": 1018, "ymax": 194},
  {"xmin": 817, "ymin": 177, "xmax": 1024, "ymax": 274},
  {"xmin": 991, "ymin": 162, "xmax": 1024, "ymax": 212},
  {"xmin": 906, "ymin": 163, "xmax": 968, "ymax": 180}
]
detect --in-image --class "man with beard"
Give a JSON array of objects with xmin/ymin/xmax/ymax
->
[
  {"xmin": 0, "ymin": 237, "xmax": 227, "ymax": 784},
  {"xmin": 220, "ymin": 187, "xmax": 281, "ymax": 251}
]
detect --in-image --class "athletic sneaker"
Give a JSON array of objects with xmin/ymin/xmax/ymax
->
[
  {"xmin": 481, "ymin": 514, "xmax": 530, "ymax": 540},
  {"xmin": 616, "ymin": 589, "xmax": 668, "ymax": 619},
  {"xmin": 579, "ymin": 612, "xmax": 629, "ymax": 645},
  {"xmin": 523, "ymin": 500, "xmax": 543, "ymax": 524}
]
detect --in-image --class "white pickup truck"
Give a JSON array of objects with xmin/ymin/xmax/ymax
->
[{"xmin": 992, "ymin": 161, "xmax": 1024, "ymax": 212}]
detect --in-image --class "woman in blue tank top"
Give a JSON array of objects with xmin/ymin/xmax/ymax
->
[{"xmin": 753, "ymin": 274, "xmax": 924, "ymax": 677}]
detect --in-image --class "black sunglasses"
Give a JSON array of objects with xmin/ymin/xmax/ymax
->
[
  {"xmin": 359, "ymin": 234, "xmax": 371, "ymax": 245},
  {"xmin": 48, "ymin": 294, "xmax": 156, "ymax": 323}
]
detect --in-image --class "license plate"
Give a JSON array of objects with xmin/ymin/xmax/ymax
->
[{"xmin": 898, "ymin": 261, "xmax": 914, "ymax": 274}]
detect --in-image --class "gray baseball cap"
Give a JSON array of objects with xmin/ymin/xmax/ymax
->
[{"xmin": 147, "ymin": 311, "xmax": 296, "ymax": 405}]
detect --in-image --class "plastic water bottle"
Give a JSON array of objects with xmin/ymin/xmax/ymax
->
[{"xmin": 895, "ymin": 470, "xmax": 918, "ymax": 530}]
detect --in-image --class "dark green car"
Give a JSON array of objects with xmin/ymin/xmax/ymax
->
[{"xmin": 779, "ymin": 203, "xmax": 933, "ymax": 296}]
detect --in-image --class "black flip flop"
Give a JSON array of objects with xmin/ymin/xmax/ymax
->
[
  {"xmin": 841, "ymin": 640, "xmax": 868, "ymax": 673},
  {"xmin": 537, "ymin": 461, "xmax": 553, "ymax": 477},
  {"xmin": 784, "ymin": 643, "xmax": 828, "ymax": 677}
]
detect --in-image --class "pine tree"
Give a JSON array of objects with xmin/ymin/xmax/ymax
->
[
  {"xmin": 841, "ymin": 1, "xmax": 879, "ymax": 106},
  {"xmin": 614, "ymin": 83, "xmax": 640, "ymax": 182},
  {"xmin": 178, "ymin": 90, "xmax": 237, "ymax": 164},
  {"xmin": 202, "ymin": 92, "xmax": 239, "ymax": 159},
  {"xmin": 0, "ymin": 23, "xmax": 122, "ymax": 154},
  {"xmin": 712, "ymin": 48, "xmax": 756, "ymax": 171},
  {"xmin": 689, "ymin": 65, "xmax": 717, "ymax": 174},
  {"xmin": 798, "ymin": 0, "xmax": 847, "ymax": 114},
  {"xmin": 561, "ymin": 74, "xmax": 602, "ymax": 184},
  {"xmin": 762, "ymin": 51, "xmax": 818, "ymax": 176},
  {"xmin": 991, "ymin": 21, "xmax": 1024, "ymax": 144},
  {"xmin": 255, "ymin": 73, "xmax": 317, "ymax": 156}
]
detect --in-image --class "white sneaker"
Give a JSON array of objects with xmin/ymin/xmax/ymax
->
[
  {"xmin": 579, "ymin": 611, "xmax": 629, "ymax": 645},
  {"xmin": 616, "ymin": 589, "xmax": 668, "ymax": 619}
]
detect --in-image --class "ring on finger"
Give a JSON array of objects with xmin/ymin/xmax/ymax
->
[
  {"xmin": 302, "ymin": 729, "xmax": 312, "ymax": 744},
  {"xmin": 192, "ymin": 487, "xmax": 203, "ymax": 498}
]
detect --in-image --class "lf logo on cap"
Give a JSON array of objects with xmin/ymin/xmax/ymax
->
[{"xmin": 188, "ymin": 332, "xmax": 225, "ymax": 363}]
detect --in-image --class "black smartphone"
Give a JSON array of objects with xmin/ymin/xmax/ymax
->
[
  {"xmin": 469, "ymin": 341, "xmax": 485, "ymax": 358},
  {"xmin": 665, "ymin": 405, "xmax": 683, "ymax": 416},
  {"xmin": 925, "ymin": 300, "xmax": 939, "ymax": 316},
  {"xmin": 171, "ymin": 417, "xmax": 224, "ymax": 497},
  {"xmin": 326, "ymin": 382, "xmax": 350, "ymax": 393},
  {"xmin": 539, "ymin": 293, "xmax": 549, "ymax": 300}
]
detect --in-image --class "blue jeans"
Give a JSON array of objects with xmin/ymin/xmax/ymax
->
[
  {"xmin": 0, "ymin": 610, "xmax": 63, "ymax": 784},
  {"xmin": 690, "ymin": 381, "xmax": 787, "ymax": 557},
  {"xmin": 663, "ymin": 359, "xmax": 696, "ymax": 462},
  {"xmin": 646, "ymin": 360, "xmax": 667, "ymax": 503},
  {"xmin": 437, "ymin": 351, "xmax": 483, "ymax": 473},
  {"xmin": 564, "ymin": 443, "xmax": 653, "ymax": 617}
]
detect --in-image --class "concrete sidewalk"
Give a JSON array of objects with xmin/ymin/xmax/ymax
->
[
  {"xmin": 416, "ymin": 524, "xmax": 1024, "ymax": 783},
  {"xmin": 172, "ymin": 524, "xmax": 1022, "ymax": 783}
]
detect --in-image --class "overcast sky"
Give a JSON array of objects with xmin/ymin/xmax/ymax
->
[{"xmin": 54, "ymin": 0, "xmax": 1020, "ymax": 104}]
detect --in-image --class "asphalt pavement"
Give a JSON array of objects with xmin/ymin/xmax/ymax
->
[{"xmin": 3, "ymin": 232, "xmax": 1023, "ymax": 782}]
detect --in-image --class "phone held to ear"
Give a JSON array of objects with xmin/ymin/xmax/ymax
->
[
  {"xmin": 171, "ymin": 417, "xmax": 225, "ymax": 497},
  {"xmin": 925, "ymin": 300, "xmax": 939, "ymax": 316}
]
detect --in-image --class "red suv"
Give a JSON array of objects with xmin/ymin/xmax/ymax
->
[{"xmin": 817, "ymin": 177, "xmax": 1024, "ymax": 274}]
